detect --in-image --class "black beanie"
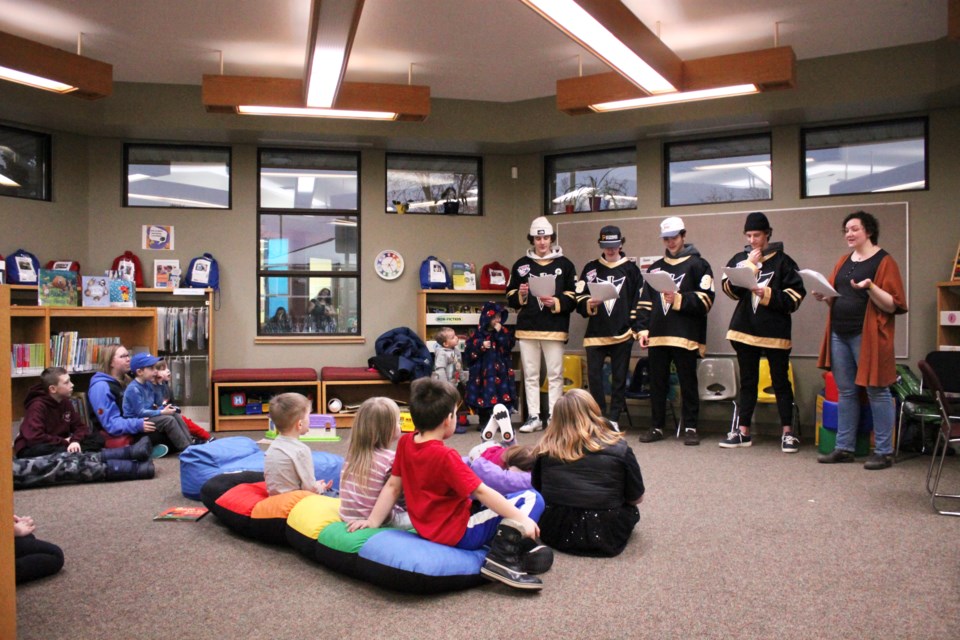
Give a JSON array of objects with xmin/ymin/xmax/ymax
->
[{"xmin": 744, "ymin": 212, "xmax": 771, "ymax": 233}]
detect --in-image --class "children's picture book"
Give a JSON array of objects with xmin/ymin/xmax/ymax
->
[
  {"xmin": 153, "ymin": 259, "xmax": 181, "ymax": 289},
  {"xmin": 451, "ymin": 262, "xmax": 477, "ymax": 290},
  {"xmin": 154, "ymin": 506, "xmax": 209, "ymax": 522},
  {"xmin": 952, "ymin": 241, "xmax": 960, "ymax": 281},
  {"xmin": 81, "ymin": 275, "xmax": 112, "ymax": 307},
  {"xmin": 38, "ymin": 269, "xmax": 79, "ymax": 306},
  {"xmin": 108, "ymin": 279, "xmax": 136, "ymax": 307}
]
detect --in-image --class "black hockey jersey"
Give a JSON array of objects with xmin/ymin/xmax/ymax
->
[
  {"xmin": 575, "ymin": 255, "xmax": 643, "ymax": 347},
  {"xmin": 507, "ymin": 247, "xmax": 578, "ymax": 341},
  {"xmin": 637, "ymin": 244, "xmax": 714, "ymax": 354}
]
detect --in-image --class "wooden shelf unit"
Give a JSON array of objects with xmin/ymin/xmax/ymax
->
[
  {"xmin": 416, "ymin": 289, "xmax": 513, "ymax": 343},
  {"xmin": 937, "ymin": 280, "xmax": 960, "ymax": 351},
  {"xmin": 320, "ymin": 379, "xmax": 411, "ymax": 428},
  {"xmin": 213, "ymin": 380, "xmax": 321, "ymax": 432}
]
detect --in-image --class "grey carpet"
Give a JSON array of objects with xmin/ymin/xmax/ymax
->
[{"xmin": 13, "ymin": 427, "xmax": 960, "ymax": 640}]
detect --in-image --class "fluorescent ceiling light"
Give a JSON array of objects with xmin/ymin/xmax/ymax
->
[
  {"xmin": 237, "ymin": 105, "xmax": 397, "ymax": 120},
  {"xmin": 874, "ymin": 180, "xmax": 926, "ymax": 192},
  {"xmin": 523, "ymin": 0, "xmax": 676, "ymax": 94},
  {"xmin": 592, "ymin": 84, "xmax": 758, "ymax": 111},
  {"xmin": 691, "ymin": 160, "xmax": 771, "ymax": 171},
  {"xmin": 0, "ymin": 64, "xmax": 76, "ymax": 93},
  {"xmin": 0, "ymin": 171, "xmax": 21, "ymax": 187},
  {"xmin": 305, "ymin": 0, "xmax": 364, "ymax": 108}
]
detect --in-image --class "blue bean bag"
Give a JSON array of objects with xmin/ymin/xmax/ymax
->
[
  {"xmin": 199, "ymin": 471, "xmax": 544, "ymax": 594},
  {"xmin": 180, "ymin": 436, "xmax": 344, "ymax": 500}
]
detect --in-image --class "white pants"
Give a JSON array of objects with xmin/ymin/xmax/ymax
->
[{"xmin": 519, "ymin": 339, "xmax": 565, "ymax": 418}]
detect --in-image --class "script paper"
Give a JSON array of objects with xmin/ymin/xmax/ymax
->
[
  {"xmin": 642, "ymin": 270, "xmax": 678, "ymax": 293},
  {"xmin": 527, "ymin": 274, "xmax": 556, "ymax": 298},
  {"xmin": 798, "ymin": 269, "xmax": 839, "ymax": 298},
  {"xmin": 588, "ymin": 280, "xmax": 620, "ymax": 302},
  {"xmin": 722, "ymin": 266, "xmax": 760, "ymax": 290}
]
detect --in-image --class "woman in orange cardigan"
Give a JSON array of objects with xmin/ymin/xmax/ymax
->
[{"xmin": 815, "ymin": 211, "xmax": 907, "ymax": 470}]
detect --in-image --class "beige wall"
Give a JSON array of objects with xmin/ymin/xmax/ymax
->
[{"xmin": 2, "ymin": 39, "xmax": 959, "ymax": 429}]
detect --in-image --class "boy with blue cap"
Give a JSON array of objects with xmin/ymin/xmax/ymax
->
[{"xmin": 122, "ymin": 351, "xmax": 193, "ymax": 453}]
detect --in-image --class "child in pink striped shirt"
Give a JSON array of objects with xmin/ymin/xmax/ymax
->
[{"xmin": 339, "ymin": 397, "xmax": 410, "ymax": 528}]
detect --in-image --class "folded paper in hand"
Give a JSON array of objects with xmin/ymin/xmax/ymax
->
[
  {"xmin": 528, "ymin": 274, "xmax": 556, "ymax": 298},
  {"xmin": 798, "ymin": 269, "xmax": 839, "ymax": 298},
  {"xmin": 642, "ymin": 270, "xmax": 678, "ymax": 293},
  {"xmin": 588, "ymin": 280, "xmax": 620, "ymax": 302},
  {"xmin": 723, "ymin": 266, "xmax": 760, "ymax": 291}
]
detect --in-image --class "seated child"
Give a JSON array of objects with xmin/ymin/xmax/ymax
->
[
  {"xmin": 533, "ymin": 389, "xmax": 645, "ymax": 558},
  {"xmin": 264, "ymin": 392, "xmax": 334, "ymax": 496},
  {"xmin": 467, "ymin": 441, "xmax": 536, "ymax": 496},
  {"xmin": 14, "ymin": 367, "xmax": 106, "ymax": 458},
  {"xmin": 151, "ymin": 359, "xmax": 212, "ymax": 444},
  {"xmin": 14, "ymin": 515, "xmax": 64, "ymax": 585},
  {"xmin": 339, "ymin": 397, "xmax": 410, "ymax": 529},
  {"xmin": 121, "ymin": 352, "xmax": 193, "ymax": 452},
  {"xmin": 348, "ymin": 377, "xmax": 547, "ymax": 590}
]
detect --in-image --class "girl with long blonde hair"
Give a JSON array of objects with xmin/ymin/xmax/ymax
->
[{"xmin": 532, "ymin": 388, "xmax": 645, "ymax": 557}]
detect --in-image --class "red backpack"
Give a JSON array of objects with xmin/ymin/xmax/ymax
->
[
  {"xmin": 480, "ymin": 261, "xmax": 510, "ymax": 290},
  {"xmin": 111, "ymin": 251, "xmax": 144, "ymax": 287}
]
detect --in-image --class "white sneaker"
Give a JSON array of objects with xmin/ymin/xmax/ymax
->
[
  {"xmin": 493, "ymin": 404, "xmax": 514, "ymax": 443},
  {"xmin": 518, "ymin": 415, "xmax": 543, "ymax": 433}
]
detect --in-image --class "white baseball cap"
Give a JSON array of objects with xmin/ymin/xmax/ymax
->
[
  {"xmin": 529, "ymin": 216, "xmax": 554, "ymax": 237},
  {"xmin": 660, "ymin": 216, "xmax": 685, "ymax": 238}
]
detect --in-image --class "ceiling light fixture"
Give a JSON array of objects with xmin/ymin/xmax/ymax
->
[
  {"xmin": 304, "ymin": 0, "xmax": 365, "ymax": 108},
  {"xmin": 520, "ymin": 0, "xmax": 681, "ymax": 94},
  {"xmin": 0, "ymin": 30, "xmax": 112, "ymax": 99},
  {"xmin": 592, "ymin": 84, "xmax": 759, "ymax": 111}
]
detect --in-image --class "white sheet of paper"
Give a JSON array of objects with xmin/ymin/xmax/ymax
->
[
  {"xmin": 723, "ymin": 266, "xmax": 760, "ymax": 290},
  {"xmin": 588, "ymin": 280, "xmax": 620, "ymax": 302},
  {"xmin": 642, "ymin": 270, "xmax": 678, "ymax": 293},
  {"xmin": 798, "ymin": 269, "xmax": 839, "ymax": 298},
  {"xmin": 527, "ymin": 274, "xmax": 556, "ymax": 298}
]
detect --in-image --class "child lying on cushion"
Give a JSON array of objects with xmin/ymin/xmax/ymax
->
[
  {"xmin": 467, "ymin": 441, "xmax": 536, "ymax": 496},
  {"xmin": 264, "ymin": 393, "xmax": 334, "ymax": 496}
]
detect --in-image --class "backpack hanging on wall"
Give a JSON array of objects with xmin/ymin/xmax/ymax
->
[
  {"xmin": 480, "ymin": 261, "xmax": 509, "ymax": 290},
  {"xmin": 6, "ymin": 248, "xmax": 41, "ymax": 284},
  {"xmin": 111, "ymin": 251, "xmax": 144, "ymax": 287},
  {"xmin": 185, "ymin": 253, "xmax": 219, "ymax": 290},
  {"xmin": 419, "ymin": 256, "xmax": 451, "ymax": 290}
]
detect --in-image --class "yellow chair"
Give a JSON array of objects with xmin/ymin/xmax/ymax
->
[
  {"xmin": 757, "ymin": 358, "xmax": 801, "ymax": 435},
  {"xmin": 539, "ymin": 355, "xmax": 584, "ymax": 393}
]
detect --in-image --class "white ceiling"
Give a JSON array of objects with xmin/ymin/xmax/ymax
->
[{"xmin": 0, "ymin": 0, "xmax": 949, "ymax": 103}]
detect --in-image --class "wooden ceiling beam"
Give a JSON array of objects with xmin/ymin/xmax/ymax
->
[{"xmin": 0, "ymin": 30, "xmax": 112, "ymax": 100}]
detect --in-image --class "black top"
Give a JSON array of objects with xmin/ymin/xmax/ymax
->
[{"xmin": 831, "ymin": 249, "xmax": 886, "ymax": 337}]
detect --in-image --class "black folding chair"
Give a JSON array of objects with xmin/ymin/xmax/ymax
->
[{"xmin": 918, "ymin": 358, "xmax": 960, "ymax": 517}]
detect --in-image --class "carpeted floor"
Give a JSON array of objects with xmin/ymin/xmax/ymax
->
[{"xmin": 13, "ymin": 425, "xmax": 960, "ymax": 640}]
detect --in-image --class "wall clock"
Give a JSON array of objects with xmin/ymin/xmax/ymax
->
[{"xmin": 374, "ymin": 249, "xmax": 404, "ymax": 280}]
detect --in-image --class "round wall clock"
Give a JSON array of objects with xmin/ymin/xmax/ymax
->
[{"xmin": 374, "ymin": 249, "xmax": 404, "ymax": 280}]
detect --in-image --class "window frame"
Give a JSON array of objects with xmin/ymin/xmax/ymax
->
[
  {"xmin": 543, "ymin": 146, "xmax": 638, "ymax": 215},
  {"xmin": 800, "ymin": 116, "xmax": 929, "ymax": 199},
  {"xmin": 663, "ymin": 133, "xmax": 773, "ymax": 207},
  {"xmin": 123, "ymin": 142, "xmax": 232, "ymax": 209},
  {"xmin": 255, "ymin": 147, "xmax": 363, "ymax": 343},
  {"xmin": 0, "ymin": 122, "xmax": 52, "ymax": 202},
  {"xmin": 385, "ymin": 152, "xmax": 483, "ymax": 215}
]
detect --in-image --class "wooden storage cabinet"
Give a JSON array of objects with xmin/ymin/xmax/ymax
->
[
  {"xmin": 320, "ymin": 379, "xmax": 410, "ymax": 427},
  {"xmin": 416, "ymin": 289, "xmax": 514, "ymax": 343},
  {"xmin": 937, "ymin": 281, "xmax": 960, "ymax": 350},
  {"xmin": 213, "ymin": 380, "xmax": 322, "ymax": 432}
]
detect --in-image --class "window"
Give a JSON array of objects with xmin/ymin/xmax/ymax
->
[
  {"xmin": 124, "ymin": 144, "xmax": 231, "ymax": 208},
  {"xmin": 386, "ymin": 153, "xmax": 481, "ymax": 215},
  {"xmin": 0, "ymin": 123, "xmax": 51, "ymax": 201},
  {"xmin": 802, "ymin": 118, "xmax": 927, "ymax": 197},
  {"xmin": 545, "ymin": 147, "xmax": 637, "ymax": 214},
  {"xmin": 257, "ymin": 149, "xmax": 360, "ymax": 338},
  {"xmin": 665, "ymin": 134, "xmax": 772, "ymax": 206}
]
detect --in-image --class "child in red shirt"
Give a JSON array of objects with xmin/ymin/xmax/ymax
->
[{"xmin": 348, "ymin": 377, "xmax": 547, "ymax": 590}]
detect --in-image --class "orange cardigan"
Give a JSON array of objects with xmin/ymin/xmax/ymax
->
[{"xmin": 817, "ymin": 252, "xmax": 907, "ymax": 388}]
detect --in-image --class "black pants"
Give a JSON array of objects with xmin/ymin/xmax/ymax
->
[
  {"xmin": 733, "ymin": 342, "xmax": 794, "ymax": 428},
  {"xmin": 586, "ymin": 340, "xmax": 633, "ymax": 421},
  {"xmin": 15, "ymin": 534, "xmax": 64, "ymax": 584},
  {"xmin": 17, "ymin": 432, "xmax": 105, "ymax": 459},
  {"xmin": 649, "ymin": 346, "xmax": 699, "ymax": 431}
]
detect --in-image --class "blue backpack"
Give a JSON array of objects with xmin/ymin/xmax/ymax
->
[
  {"xmin": 185, "ymin": 253, "xmax": 219, "ymax": 291},
  {"xmin": 6, "ymin": 248, "xmax": 41, "ymax": 284},
  {"xmin": 419, "ymin": 256, "xmax": 451, "ymax": 290}
]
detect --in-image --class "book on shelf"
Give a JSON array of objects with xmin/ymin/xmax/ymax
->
[
  {"xmin": 49, "ymin": 333, "xmax": 120, "ymax": 372},
  {"xmin": 108, "ymin": 279, "xmax": 136, "ymax": 307},
  {"xmin": 153, "ymin": 506, "xmax": 209, "ymax": 522},
  {"xmin": 80, "ymin": 275, "xmax": 112, "ymax": 307},
  {"xmin": 451, "ymin": 262, "xmax": 477, "ymax": 290},
  {"xmin": 11, "ymin": 342, "xmax": 45, "ymax": 376},
  {"xmin": 38, "ymin": 269, "xmax": 79, "ymax": 307}
]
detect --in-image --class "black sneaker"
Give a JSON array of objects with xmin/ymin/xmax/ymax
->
[
  {"xmin": 519, "ymin": 538, "xmax": 554, "ymax": 575},
  {"xmin": 817, "ymin": 449, "xmax": 855, "ymax": 464},
  {"xmin": 684, "ymin": 428, "xmax": 700, "ymax": 446},
  {"xmin": 638, "ymin": 428, "xmax": 664, "ymax": 443},
  {"xmin": 863, "ymin": 453, "xmax": 893, "ymax": 470},
  {"xmin": 719, "ymin": 431, "xmax": 752, "ymax": 448},
  {"xmin": 781, "ymin": 434, "xmax": 800, "ymax": 453}
]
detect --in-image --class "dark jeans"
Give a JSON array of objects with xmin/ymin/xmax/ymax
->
[
  {"xmin": 649, "ymin": 346, "xmax": 699, "ymax": 431},
  {"xmin": 586, "ymin": 340, "xmax": 634, "ymax": 421},
  {"xmin": 17, "ymin": 432, "xmax": 105, "ymax": 458},
  {"xmin": 15, "ymin": 534, "xmax": 64, "ymax": 584},
  {"xmin": 733, "ymin": 342, "xmax": 794, "ymax": 428}
]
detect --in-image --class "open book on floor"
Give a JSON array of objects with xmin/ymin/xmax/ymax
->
[{"xmin": 154, "ymin": 506, "xmax": 209, "ymax": 522}]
